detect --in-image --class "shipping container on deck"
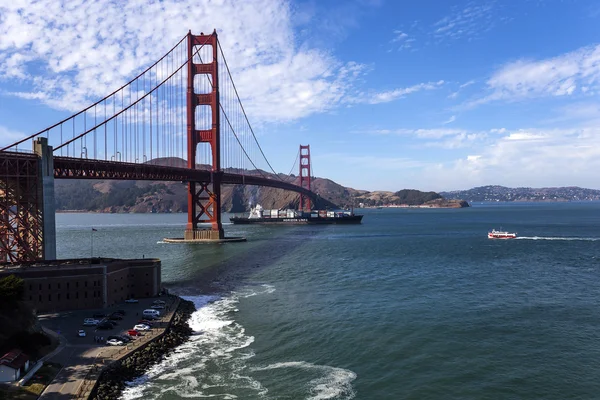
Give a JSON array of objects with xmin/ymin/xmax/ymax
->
[
  {"xmin": 271, "ymin": 210, "xmax": 278, "ymax": 217},
  {"xmin": 311, "ymin": 213, "xmax": 319, "ymax": 219},
  {"xmin": 318, "ymin": 210, "xmax": 327, "ymax": 218}
]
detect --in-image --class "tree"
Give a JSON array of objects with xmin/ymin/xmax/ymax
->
[{"xmin": 0, "ymin": 275, "xmax": 24, "ymax": 306}]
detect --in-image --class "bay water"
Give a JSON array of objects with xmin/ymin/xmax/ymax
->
[{"xmin": 56, "ymin": 203, "xmax": 600, "ymax": 399}]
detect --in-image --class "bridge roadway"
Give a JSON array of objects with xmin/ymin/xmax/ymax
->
[
  {"xmin": 1, "ymin": 152, "xmax": 318, "ymax": 201},
  {"xmin": 54, "ymin": 156, "xmax": 318, "ymax": 201}
]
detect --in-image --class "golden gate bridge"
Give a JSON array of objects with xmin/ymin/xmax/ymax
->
[{"xmin": 0, "ymin": 30, "xmax": 322, "ymax": 263}]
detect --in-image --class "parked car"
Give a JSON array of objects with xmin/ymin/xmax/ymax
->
[
  {"xmin": 95, "ymin": 322, "xmax": 113, "ymax": 330},
  {"xmin": 128, "ymin": 330, "xmax": 142, "ymax": 337},
  {"xmin": 125, "ymin": 298, "xmax": 139, "ymax": 303},
  {"xmin": 83, "ymin": 318, "xmax": 99, "ymax": 326},
  {"xmin": 133, "ymin": 324, "xmax": 151, "ymax": 331},
  {"xmin": 101, "ymin": 319, "xmax": 118, "ymax": 326},
  {"xmin": 142, "ymin": 309, "xmax": 160, "ymax": 318},
  {"xmin": 152, "ymin": 300, "xmax": 166, "ymax": 305},
  {"xmin": 150, "ymin": 304, "xmax": 165, "ymax": 310},
  {"xmin": 138, "ymin": 320, "xmax": 154, "ymax": 326},
  {"xmin": 118, "ymin": 335, "xmax": 132, "ymax": 342},
  {"xmin": 77, "ymin": 329, "xmax": 86, "ymax": 337},
  {"xmin": 108, "ymin": 314, "xmax": 123, "ymax": 320},
  {"xmin": 106, "ymin": 339, "xmax": 123, "ymax": 346},
  {"xmin": 108, "ymin": 335, "xmax": 130, "ymax": 343}
]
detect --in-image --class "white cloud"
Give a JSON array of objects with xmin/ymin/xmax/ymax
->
[
  {"xmin": 0, "ymin": 126, "xmax": 27, "ymax": 147},
  {"xmin": 389, "ymin": 29, "xmax": 415, "ymax": 51},
  {"xmin": 432, "ymin": 2, "xmax": 496, "ymax": 41},
  {"xmin": 356, "ymin": 127, "xmax": 485, "ymax": 149},
  {"xmin": 361, "ymin": 127, "xmax": 465, "ymax": 139},
  {"xmin": 391, "ymin": 30, "xmax": 409, "ymax": 42},
  {"xmin": 468, "ymin": 44, "xmax": 600, "ymax": 106},
  {"xmin": 442, "ymin": 115, "xmax": 456, "ymax": 124},
  {"xmin": 419, "ymin": 126, "xmax": 600, "ymax": 190},
  {"xmin": 318, "ymin": 153, "xmax": 426, "ymax": 170},
  {"xmin": 350, "ymin": 80, "xmax": 444, "ymax": 104},
  {"xmin": 0, "ymin": 0, "xmax": 367, "ymax": 123}
]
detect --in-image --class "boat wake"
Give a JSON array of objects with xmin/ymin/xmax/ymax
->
[{"xmin": 516, "ymin": 236, "xmax": 600, "ymax": 241}]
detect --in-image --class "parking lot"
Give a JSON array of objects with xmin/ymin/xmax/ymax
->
[
  {"xmin": 39, "ymin": 296, "xmax": 174, "ymax": 346},
  {"xmin": 37, "ymin": 295, "xmax": 178, "ymax": 399}
]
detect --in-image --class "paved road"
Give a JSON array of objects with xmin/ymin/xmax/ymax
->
[
  {"xmin": 37, "ymin": 296, "xmax": 177, "ymax": 399},
  {"xmin": 39, "ymin": 347, "xmax": 101, "ymax": 400}
]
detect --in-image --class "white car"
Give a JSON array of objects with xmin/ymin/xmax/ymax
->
[
  {"xmin": 77, "ymin": 330, "xmax": 86, "ymax": 337},
  {"xmin": 106, "ymin": 339, "xmax": 124, "ymax": 346},
  {"xmin": 133, "ymin": 324, "xmax": 151, "ymax": 331},
  {"xmin": 83, "ymin": 318, "xmax": 99, "ymax": 326},
  {"xmin": 124, "ymin": 298, "xmax": 139, "ymax": 303}
]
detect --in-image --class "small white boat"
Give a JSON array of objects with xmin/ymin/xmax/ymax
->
[{"xmin": 488, "ymin": 229, "xmax": 517, "ymax": 239}]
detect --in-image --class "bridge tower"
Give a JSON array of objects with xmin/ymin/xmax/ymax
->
[
  {"xmin": 184, "ymin": 30, "xmax": 224, "ymax": 241},
  {"xmin": 299, "ymin": 145, "xmax": 311, "ymax": 212}
]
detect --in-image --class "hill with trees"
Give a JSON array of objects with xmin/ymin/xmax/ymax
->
[
  {"xmin": 0, "ymin": 275, "xmax": 51, "ymax": 358},
  {"xmin": 53, "ymin": 157, "xmax": 468, "ymax": 212}
]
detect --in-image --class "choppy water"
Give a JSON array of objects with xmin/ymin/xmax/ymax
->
[{"xmin": 56, "ymin": 202, "xmax": 600, "ymax": 399}]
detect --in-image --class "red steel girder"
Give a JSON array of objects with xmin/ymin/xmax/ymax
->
[{"xmin": 0, "ymin": 151, "xmax": 43, "ymax": 263}]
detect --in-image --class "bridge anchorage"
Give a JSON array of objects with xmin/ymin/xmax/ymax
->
[{"xmin": 0, "ymin": 29, "xmax": 325, "ymax": 260}]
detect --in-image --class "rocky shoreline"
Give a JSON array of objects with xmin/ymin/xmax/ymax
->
[{"xmin": 90, "ymin": 298, "xmax": 196, "ymax": 400}]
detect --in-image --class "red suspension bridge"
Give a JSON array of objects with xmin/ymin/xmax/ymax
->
[{"xmin": 0, "ymin": 30, "xmax": 322, "ymax": 263}]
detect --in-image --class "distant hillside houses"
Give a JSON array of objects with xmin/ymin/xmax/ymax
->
[{"xmin": 441, "ymin": 186, "xmax": 600, "ymax": 202}]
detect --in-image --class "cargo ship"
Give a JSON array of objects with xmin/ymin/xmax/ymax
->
[{"xmin": 230, "ymin": 204, "xmax": 363, "ymax": 225}]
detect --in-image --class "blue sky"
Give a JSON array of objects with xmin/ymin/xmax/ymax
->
[{"xmin": 1, "ymin": 0, "xmax": 600, "ymax": 191}]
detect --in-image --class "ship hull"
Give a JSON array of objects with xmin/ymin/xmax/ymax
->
[{"xmin": 230, "ymin": 215, "xmax": 363, "ymax": 225}]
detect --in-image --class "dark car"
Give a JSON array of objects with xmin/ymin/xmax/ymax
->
[
  {"xmin": 117, "ymin": 335, "xmax": 132, "ymax": 342},
  {"xmin": 101, "ymin": 319, "xmax": 118, "ymax": 326},
  {"xmin": 108, "ymin": 314, "xmax": 123, "ymax": 320},
  {"xmin": 95, "ymin": 322, "xmax": 113, "ymax": 330},
  {"xmin": 138, "ymin": 320, "xmax": 154, "ymax": 326}
]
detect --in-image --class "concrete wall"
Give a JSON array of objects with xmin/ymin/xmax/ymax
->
[{"xmin": 0, "ymin": 258, "xmax": 161, "ymax": 312}]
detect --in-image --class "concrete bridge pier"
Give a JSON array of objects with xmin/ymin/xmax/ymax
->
[{"xmin": 34, "ymin": 137, "xmax": 57, "ymax": 260}]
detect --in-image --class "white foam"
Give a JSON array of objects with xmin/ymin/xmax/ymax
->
[
  {"xmin": 252, "ymin": 361, "xmax": 357, "ymax": 400},
  {"xmin": 121, "ymin": 291, "xmax": 268, "ymax": 399},
  {"xmin": 121, "ymin": 286, "xmax": 357, "ymax": 399},
  {"xmin": 516, "ymin": 236, "xmax": 600, "ymax": 241}
]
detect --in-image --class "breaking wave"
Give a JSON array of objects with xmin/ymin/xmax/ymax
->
[
  {"xmin": 121, "ymin": 286, "xmax": 272, "ymax": 399},
  {"xmin": 252, "ymin": 361, "xmax": 357, "ymax": 400}
]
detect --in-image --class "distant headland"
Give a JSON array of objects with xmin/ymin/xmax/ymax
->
[{"xmin": 440, "ymin": 185, "xmax": 600, "ymax": 202}]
